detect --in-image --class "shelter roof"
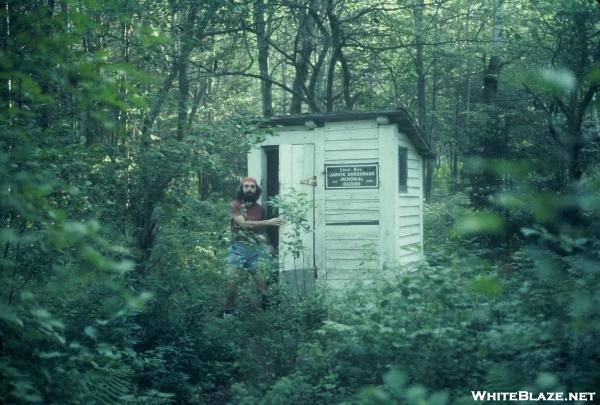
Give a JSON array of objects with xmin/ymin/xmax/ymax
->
[{"xmin": 262, "ymin": 109, "xmax": 434, "ymax": 158}]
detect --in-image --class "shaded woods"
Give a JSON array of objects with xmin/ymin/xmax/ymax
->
[{"xmin": 1, "ymin": 0, "xmax": 599, "ymax": 404}]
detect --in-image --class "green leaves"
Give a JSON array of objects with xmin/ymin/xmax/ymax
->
[
  {"xmin": 535, "ymin": 67, "xmax": 577, "ymax": 95},
  {"xmin": 0, "ymin": 304, "xmax": 24, "ymax": 328},
  {"xmin": 453, "ymin": 209, "xmax": 504, "ymax": 236},
  {"xmin": 358, "ymin": 368, "xmax": 449, "ymax": 405},
  {"xmin": 470, "ymin": 275, "xmax": 504, "ymax": 298}
]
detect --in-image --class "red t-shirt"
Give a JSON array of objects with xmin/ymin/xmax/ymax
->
[{"xmin": 229, "ymin": 200, "xmax": 267, "ymax": 243}]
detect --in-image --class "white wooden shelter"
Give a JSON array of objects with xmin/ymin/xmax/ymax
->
[{"xmin": 248, "ymin": 110, "xmax": 434, "ymax": 291}]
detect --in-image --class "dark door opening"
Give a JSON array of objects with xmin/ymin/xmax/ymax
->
[{"xmin": 263, "ymin": 146, "xmax": 279, "ymax": 252}]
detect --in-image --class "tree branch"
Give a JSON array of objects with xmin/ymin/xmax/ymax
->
[
  {"xmin": 523, "ymin": 84, "xmax": 563, "ymax": 146},
  {"xmin": 194, "ymin": 63, "xmax": 318, "ymax": 110}
]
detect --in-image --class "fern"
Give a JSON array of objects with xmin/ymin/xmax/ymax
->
[{"xmin": 82, "ymin": 365, "xmax": 133, "ymax": 404}]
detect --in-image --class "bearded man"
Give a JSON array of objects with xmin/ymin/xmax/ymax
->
[{"xmin": 224, "ymin": 177, "xmax": 282, "ymax": 315}]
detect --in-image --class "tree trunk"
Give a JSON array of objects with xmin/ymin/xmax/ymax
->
[
  {"xmin": 325, "ymin": 49, "xmax": 336, "ymax": 112},
  {"xmin": 412, "ymin": 0, "xmax": 432, "ymax": 200},
  {"xmin": 0, "ymin": 0, "xmax": 9, "ymax": 111},
  {"xmin": 326, "ymin": 1, "xmax": 352, "ymax": 111},
  {"xmin": 254, "ymin": 0, "xmax": 272, "ymax": 117},
  {"xmin": 483, "ymin": 0, "xmax": 502, "ymax": 104},
  {"xmin": 307, "ymin": 44, "xmax": 329, "ymax": 112},
  {"xmin": 187, "ymin": 67, "xmax": 211, "ymax": 127},
  {"xmin": 142, "ymin": 61, "xmax": 178, "ymax": 145},
  {"xmin": 338, "ymin": 48, "xmax": 352, "ymax": 110},
  {"xmin": 176, "ymin": 2, "xmax": 199, "ymax": 140},
  {"xmin": 290, "ymin": 3, "xmax": 315, "ymax": 114},
  {"xmin": 176, "ymin": 55, "xmax": 190, "ymax": 140},
  {"xmin": 467, "ymin": 0, "xmax": 504, "ymax": 208}
]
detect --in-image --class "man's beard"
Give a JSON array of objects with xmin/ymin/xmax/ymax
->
[{"xmin": 241, "ymin": 191, "xmax": 258, "ymax": 203}]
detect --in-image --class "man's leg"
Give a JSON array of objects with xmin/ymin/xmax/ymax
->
[
  {"xmin": 253, "ymin": 244, "xmax": 276, "ymax": 309},
  {"xmin": 225, "ymin": 243, "xmax": 247, "ymax": 314},
  {"xmin": 224, "ymin": 266, "xmax": 242, "ymax": 313},
  {"xmin": 254, "ymin": 270, "xmax": 267, "ymax": 295}
]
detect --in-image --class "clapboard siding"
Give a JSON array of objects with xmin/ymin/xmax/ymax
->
[
  {"xmin": 405, "ymin": 178, "xmax": 421, "ymax": 189},
  {"xmin": 398, "ymin": 196, "xmax": 421, "ymax": 206},
  {"xmin": 396, "ymin": 126, "xmax": 423, "ymax": 265},
  {"xmin": 398, "ymin": 251, "xmax": 422, "ymax": 265},
  {"xmin": 398, "ymin": 233, "xmax": 421, "ymax": 245},
  {"xmin": 326, "ymin": 199, "xmax": 379, "ymax": 211},
  {"xmin": 326, "ymin": 211, "xmax": 379, "ymax": 222},
  {"xmin": 325, "ymin": 190, "xmax": 379, "ymax": 200},
  {"xmin": 325, "ymin": 202, "xmax": 379, "ymax": 226},
  {"xmin": 324, "ymin": 127, "xmax": 379, "ymax": 163},
  {"xmin": 398, "ymin": 244, "xmax": 421, "ymax": 255},
  {"xmin": 325, "ymin": 240, "xmax": 379, "ymax": 251},
  {"xmin": 325, "ymin": 220, "xmax": 380, "ymax": 274},
  {"xmin": 397, "ymin": 224, "xmax": 420, "ymax": 236},
  {"xmin": 326, "ymin": 269, "xmax": 376, "ymax": 280},
  {"xmin": 326, "ymin": 241, "xmax": 378, "ymax": 262},
  {"xmin": 326, "ymin": 249, "xmax": 376, "ymax": 260},
  {"xmin": 397, "ymin": 129, "xmax": 423, "ymax": 265},
  {"xmin": 399, "ymin": 214, "xmax": 420, "ymax": 225},
  {"xmin": 325, "ymin": 225, "xmax": 379, "ymax": 240},
  {"xmin": 325, "ymin": 131, "xmax": 378, "ymax": 141},
  {"xmin": 326, "ymin": 259, "xmax": 379, "ymax": 270},
  {"xmin": 406, "ymin": 186, "xmax": 421, "ymax": 195},
  {"xmin": 325, "ymin": 269, "xmax": 379, "ymax": 280},
  {"xmin": 325, "ymin": 121, "xmax": 377, "ymax": 131},
  {"xmin": 324, "ymin": 125, "xmax": 380, "ymax": 227},
  {"xmin": 325, "ymin": 149, "xmax": 379, "ymax": 161},
  {"xmin": 326, "ymin": 196, "xmax": 379, "ymax": 223},
  {"xmin": 398, "ymin": 206, "xmax": 420, "ymax": 216},
  {"xmin": 325, "ymin": 140, "xmax": 378, "ymax": 150}
]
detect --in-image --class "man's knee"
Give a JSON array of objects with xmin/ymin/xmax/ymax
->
[{"xmin": 227, "ymin": 265, "xmax": 244, "ymax": 280}]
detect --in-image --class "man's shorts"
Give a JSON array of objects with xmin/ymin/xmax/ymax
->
[{"xmin": 227, "ymin": 241, "xmax": 274, "ymax": 272}]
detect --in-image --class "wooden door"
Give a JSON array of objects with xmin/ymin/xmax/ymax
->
[{"xmin": 278, "ymin": 144, "xmax": 316, "ymax": 296}]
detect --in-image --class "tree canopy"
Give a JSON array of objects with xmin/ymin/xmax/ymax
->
[{"xmin": 1, "ymin": 0, "xmax": 599, "ymax": 403}]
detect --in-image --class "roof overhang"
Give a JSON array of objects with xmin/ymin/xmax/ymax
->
[{"xmin": 261, "ymin": 109, "xmax": 434, "ymax": 159}]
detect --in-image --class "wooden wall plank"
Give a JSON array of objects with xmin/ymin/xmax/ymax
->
[
  {"xmin": 325, "ymin": 190, "xmax": 379, "ymax": 200},
  {"xmin": 325, "ymin": 139, "xmax": 378, "ymax": 151},
  {"xmin": 398, "ymin": 206, "xmax": 420, "ymax": 216},
  {"xmin": 398, "ymin": 196, "xmax": 421, "ymax": 207},
  {"xmin": 325, "ymin": 239, "xmax": 379, "ymax": 250},
  {"xmin": 326, "ymin": 259, "xmax": 380, "ymax": 270},
  {"xmin": 398, "ymin": 234, "xmax": 421, "ymax": 245},
  {"xmin": 325, "ymin": 199, "xmax": 379, "ymax": 211},
  {"xmin": 326, "ymin": 249, "xmax": 377, "ymax": 260},
  {"xmin": 325, "ymin": 269, "xmax": 378, "ymax": 280},
  {"xmin": 325, "ymin": 150, "xmax": 379, "ymax": 161},
  {"xmin": 325, "ymin": 121, "xmax": 377, "ymax": 131},
  {"xmin": 325, "ymin": 131, "xmax": 378, "ymax": 141},
  {"xmin": 398, "ymin": 224, "xmax": 420, "ymax": 236},
  {"xmin": 326, "ymin": 212, "xmax": 379, "ymax": 222}
]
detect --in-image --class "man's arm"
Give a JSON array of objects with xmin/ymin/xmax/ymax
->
[{"xmin": 232, "ymin": 215, "xmax": 282, "ymax": 229}]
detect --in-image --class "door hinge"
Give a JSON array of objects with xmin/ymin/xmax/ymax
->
[{"xmin": 300, "ymin": 176, "xmax": 317, "ymax": 187}]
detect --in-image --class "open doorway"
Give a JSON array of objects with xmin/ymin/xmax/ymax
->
[{"xmin": 263, "ymin": 146, "xmax": 279, "ymax": 252}]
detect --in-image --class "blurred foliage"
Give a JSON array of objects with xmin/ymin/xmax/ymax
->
[{"xmin": 1, "ymin": 0, "xmax": 599, "ymax": 404}]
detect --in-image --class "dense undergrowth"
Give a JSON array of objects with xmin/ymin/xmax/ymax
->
[
  {"xmin": 2, "ymin": 173, "xmax": 599, "ymax": 403},
  {"xmin": 2, "ymin": 1, "xmax": 599, "ymax": 403}
]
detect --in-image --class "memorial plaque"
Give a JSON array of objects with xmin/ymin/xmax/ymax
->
[{"xmin": 325, "ymin": 164, "xmax": 379, "ymax": 189}]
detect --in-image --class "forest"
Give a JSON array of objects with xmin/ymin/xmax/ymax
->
[{"xmin": 1, "ymin": 0, "xmax": 599, "ymax": 403}]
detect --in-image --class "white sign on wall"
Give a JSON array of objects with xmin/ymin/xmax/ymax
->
[{"xmin": 325, "ymin": 163, "xmax": 379, "ymax": 189}]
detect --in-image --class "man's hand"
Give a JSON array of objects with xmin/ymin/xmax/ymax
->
[{"xmin": 267, "ymin": 217, "xmax": 283, "ymax": 227}]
